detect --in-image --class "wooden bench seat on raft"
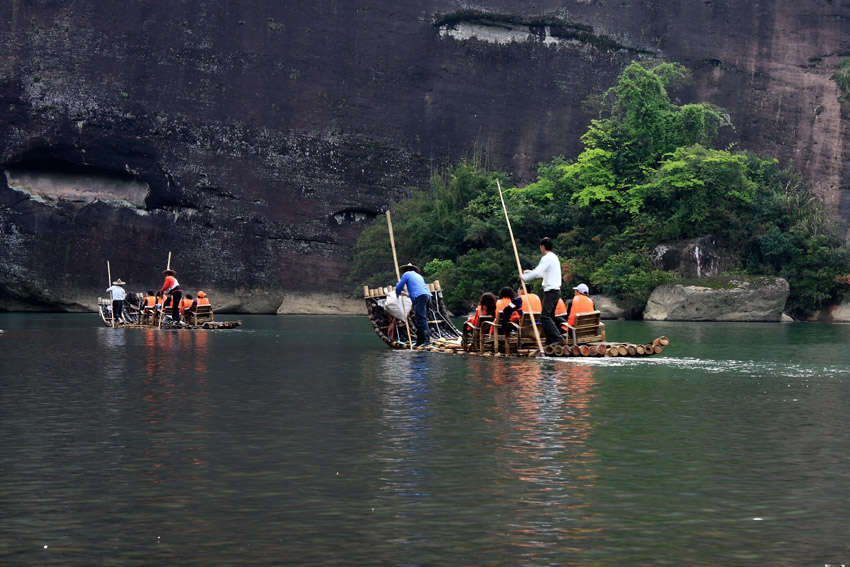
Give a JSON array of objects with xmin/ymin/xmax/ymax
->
[
  {"xmin": 565, "ymin": 310, "xmax": 606, "ymax": 345},
  {"xmin": 462, "ymin": 314, "xmax": 493, "ymax": 353},
  {"xmin": 511, "ymin": 311, "xmax": 544, "ymax": 351},
  {"xmin": 184, "ymin": 304, "xmax": 214, "ymax": 325},
  {"xmin": 480, "ymin": 312, "xmax": 521, "ymax": 356}
]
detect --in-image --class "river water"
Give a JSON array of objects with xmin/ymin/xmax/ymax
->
[{"xmin": 1, "ymin": 314, "xmax": 848, "ymax": 566}]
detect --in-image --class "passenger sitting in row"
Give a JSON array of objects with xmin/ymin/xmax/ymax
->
[
  {"xmin": 462, "ymin": 292, "xmax": 497, "ymax": 351},
  {"xmin": 140, "ymin": 291, "xmax": 158, "ymax": 324},
  {"xmin": 179, "ymin": 291, "xmax": 212, "ymax": 315},
  {"xmin": 555, "ymin": 296, "xmax": 569, "ymax": 332},
  {"xmin": 464, "ymin": 292, "xmax": 497, "ymax": 332},
  {"xmin": 197, "ymin": 291, "xmax": 210, "ymax": 307},
  {"xmin": 179, "ymin": 294, "xmax": 196, "ymax": 314},
  {"xmin": 567, "ymin": 284, "xmax": 595, "ymax": 326},
  {"xmin": 517, "ymin": 287, "xmax": 541, "ymax": 312},
  {"xmin": 496, "ymin": 287, "xmax": 523, "ymax": 336}
]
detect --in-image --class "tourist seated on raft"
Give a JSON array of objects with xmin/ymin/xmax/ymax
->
[
  {"xmin": 179, "ymin": 294, "xmax": 196, "ymax": 315},
  {"xmin": 143, "ymin": 291, "xmax": 157, "ymax": 310},
  {"xmin": 496, "ymin": 287, "xmax": 523, "ymax": 336},
  {"xmin": 141, "ymin": 291, "xmax": 157, "ymax": 323},
  {"xmin": 517, "ymin": 287, "xmax": 542, "ymax": 312},
  {"xmin": 196, "ymin": 291, "xmax": 211, "ymax": 307},
  {"xmin": 555, "ymin": 297, "xmax": 569, "ymax": 333},
  {"xmin": 567, "ymin": 283, "xmax": 595, "ymax": 326},
  {"xmin": 464, "ymin": 292, "xmax": 497, "ymax": 332}
]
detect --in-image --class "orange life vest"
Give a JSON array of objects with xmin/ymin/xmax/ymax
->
[
  {"xmin": 567, "ymin": 294, "xmax": 595, "ymax": 326},
  {"xmin": 144, "ymin": 296, "xmax": 156, "ymax": 308},
  {"xmin": 179, "ymin": 298, "xmax": 194, "ymax": 313},
  {"xmin": 197, "ymin": 297, "xmax": 210, "ymax": 306},
  {"xmin": 555, "ymin": 298, "xmax": 567, "ymax": 316},
  {"xmin": 495, "ymin": 297, "xmax": 521, "ymax": 321},
  {"xmin": 520, "ymin": 293, "xmax": 542, "ymax": 312}
]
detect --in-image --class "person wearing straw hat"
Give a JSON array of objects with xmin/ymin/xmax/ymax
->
[
  {"xmin": 395, "ymin": 263, "xmax": 432, "ymax": 347},
  {"xmin": 159, "ymin": 269, "xmax": 183, "ymax": 322},
  {"xmin": 521, "ymin": 237, "xmax": 565, "ymax": 347},
  {"xmin": 106, "ymin": 279, "xmax": 127, "ymax": 325}
]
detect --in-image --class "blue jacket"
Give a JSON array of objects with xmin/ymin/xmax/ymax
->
[{"xmin": 396, "ymin": 271, "xmax": 432, "ymax": 302}]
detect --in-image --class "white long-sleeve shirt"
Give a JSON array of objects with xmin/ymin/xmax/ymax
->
[
  {"xmin": 522, "ymin": 251, "xmax": 562, "ymax": 291},
  {"xmin": 106, "ymin": 285, "xmax": 126, "ymax": 301}
]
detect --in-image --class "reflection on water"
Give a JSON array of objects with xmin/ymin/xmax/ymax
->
[{"xmin": 2, "ymin": 315, "xmax": 850, "ymax": 566}]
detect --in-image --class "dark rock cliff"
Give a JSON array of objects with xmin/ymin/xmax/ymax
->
[{"xmin": 1, "ymin": 1, "xmax": 848, "ymax": 311}]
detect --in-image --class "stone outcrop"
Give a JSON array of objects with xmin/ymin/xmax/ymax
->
[
  {"xmin": 594, "ymin": 294, "xmax": 629, "ymax": 320},
  {"xmin": 643, "ymin": 277, "xmax": 790, "ymax": 322},
  {"xmin": 0, "ymin": 2, "xmax": 848, "ymax": 311}
]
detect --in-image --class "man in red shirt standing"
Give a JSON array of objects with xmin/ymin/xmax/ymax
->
[{"xmin": 160, "ymin": 269, "xmax": 183, "ymax": 322}]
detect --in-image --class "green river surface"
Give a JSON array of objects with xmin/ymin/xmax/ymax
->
[{"xmin": 1, "ymin": 314, "xmax": 849, "ymax": 566}]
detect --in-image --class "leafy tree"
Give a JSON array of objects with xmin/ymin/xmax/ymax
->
[{"xmin": 628, "ymin": 145, "xmax": 760, "ymax": 242}]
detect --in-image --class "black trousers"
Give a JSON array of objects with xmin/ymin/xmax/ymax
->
[
  {"xmin": 542, "ymin": 289, "xmax": 563, "ymax": 344},
  {"xmin": 170, "ymin": 289, "xmax": 183, "ymax": 320},
  {"xmin": 112, "ymin": 299, "xmax": 124, "ymax": 322}
]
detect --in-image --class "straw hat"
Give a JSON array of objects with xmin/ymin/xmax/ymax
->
[
  {"xmin": 399, "ymin": 263, "xmax": 421, "ymax": 275},
  {"xmin": 113, "ymin": 279, "xmax": 126, "ymax": 285},
  {"xmin": 162, "ymin": 269, "xmax": 176, "ymax": 276}
]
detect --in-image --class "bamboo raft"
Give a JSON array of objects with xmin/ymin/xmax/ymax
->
[
  {"xmin": 97, "ymin": 296, "xmax": 241, "ymax": 330},
  {"xmin": 364, "ymin": 282, "xmax": 668, "ymax": 358}
]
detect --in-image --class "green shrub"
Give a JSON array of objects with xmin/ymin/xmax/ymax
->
[{"xmin": 833, "ymin": 58, "xmax": 850, "ymax": 100}]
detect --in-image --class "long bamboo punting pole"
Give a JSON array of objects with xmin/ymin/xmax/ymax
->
[
  {"xmin": 496, "ymin": 180, "xmax": 545, "ymax": 355},
  {"xmin": 386, "ymin": 210, "xmax": 401, "ymax": 281},
  {"xmin": 386, "ymin": 210, "xmax": 413, "ymax": 349},
  {"xmin": 107, "ymin": 260, "xmax": 115, "ymax": 328},
  {"xmin": 159, "ymin": 251, "xmax": 172, "ymax": 330}
]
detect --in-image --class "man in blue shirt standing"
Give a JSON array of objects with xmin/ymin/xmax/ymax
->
[{"xmin": 395, "ymin": 263, "xmax": 432, "ymax": 347}]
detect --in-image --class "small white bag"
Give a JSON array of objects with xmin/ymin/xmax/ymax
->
[{"xmin": 384, "ymin": 292, "xmax": 412, "ymax": 319}]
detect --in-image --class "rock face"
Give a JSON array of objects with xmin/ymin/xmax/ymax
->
[
  {"xmin": 643, "ymin": 277, "xmax": 790, "ymax": 322},
  {"xmin": 652, "ymin": 236, "xmax": 737, "ymax": 279},
  {"xmin": 593, "ymin": 294, "xmax": 629, "ymax": 320},
  {"xmin": 0, "ymin": 2, "xmax": 848, "ymax": 311}
]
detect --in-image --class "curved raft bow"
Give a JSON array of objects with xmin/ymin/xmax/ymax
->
[
  {"xmin": 364, "ymin": 281, "xmax": 464, "ymax": 352},
  {"xmin": 363, "ymin": 282, "xmax": 670, "ymax": 357}
]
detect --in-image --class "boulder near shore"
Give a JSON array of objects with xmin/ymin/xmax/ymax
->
[{"xmin": 643, "ymin": 277, "xmax": 790, "ymax": 322}]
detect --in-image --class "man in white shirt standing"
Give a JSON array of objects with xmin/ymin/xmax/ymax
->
[
  {"xmin": 106, "ymin": 279, "xmax": 127, "ymax": 325},
  {"xmin": 521, "ymin": 237, "xmax": 565, "ymax": 346}
]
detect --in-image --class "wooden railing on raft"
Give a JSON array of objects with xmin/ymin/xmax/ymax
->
[{"xmin": 363, "ymin": 280, "xmax": 443, "ymax": 298}]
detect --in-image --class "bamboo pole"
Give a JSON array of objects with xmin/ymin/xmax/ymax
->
[
  {"xmin": 386, "ymin": 210, "xmax": 413, "ymax": 349},
  {"xmin": 496, "ymin": 180, "xmax": 545, "ymax": 356},
  {"xmin": 386, "ymin": 211, "xmax": 400, "ymax": 281},
  {"xmin": 159, "ymin": 251, "xmax": 172, "ymax": 329},
  {"xmin": 107, "ymin": 260, "xmax": 115, "ymax": 328}
]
